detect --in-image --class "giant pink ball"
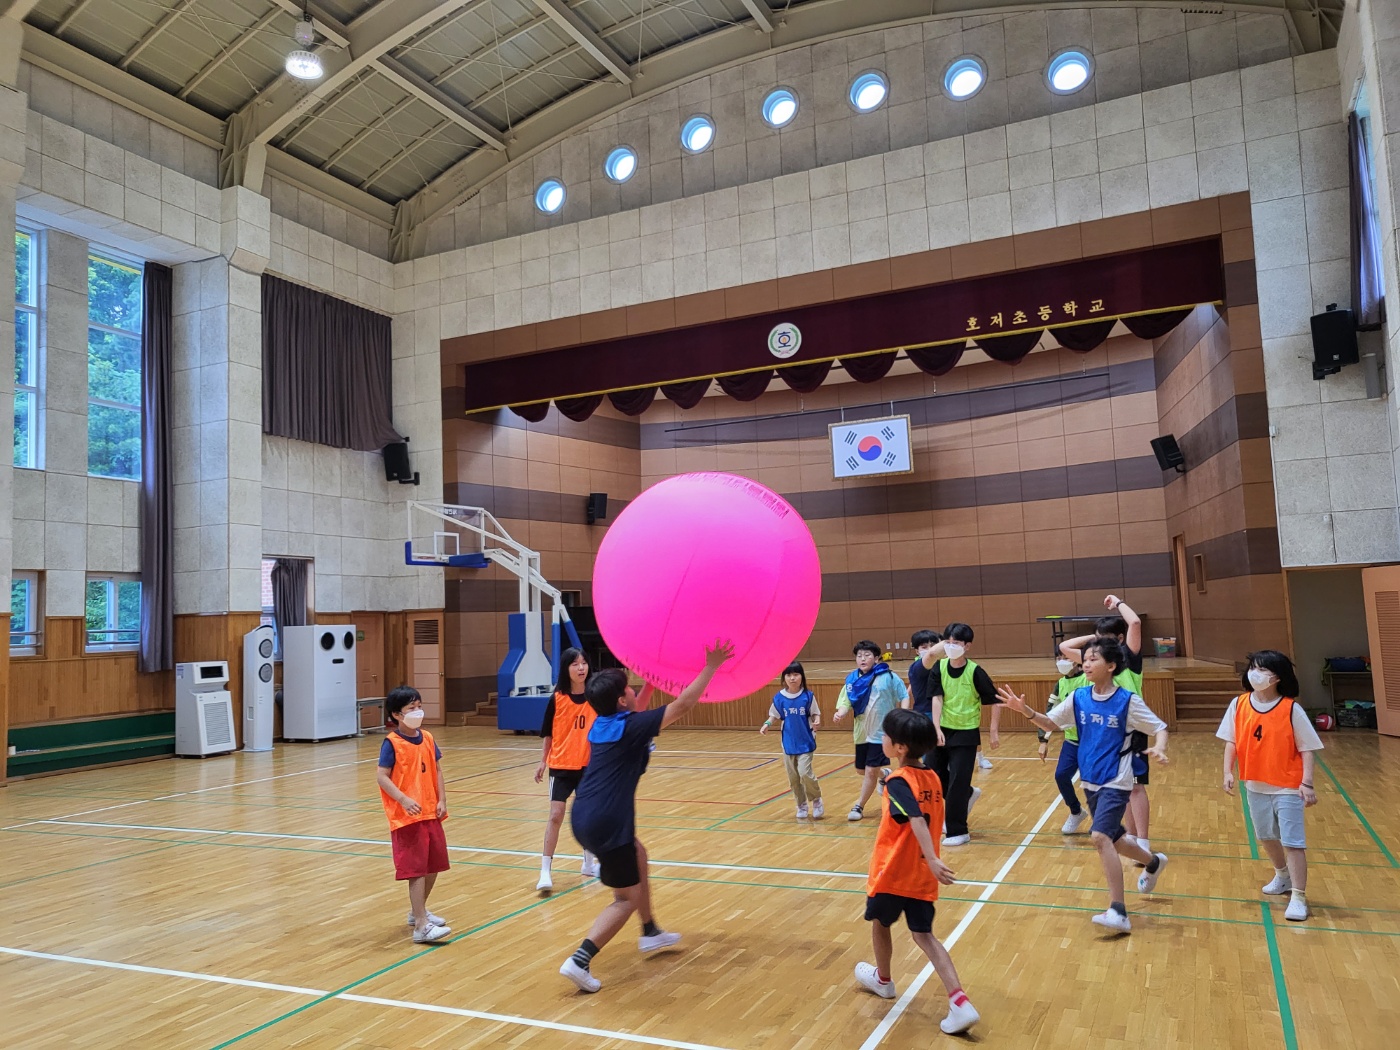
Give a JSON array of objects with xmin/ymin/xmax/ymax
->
[{"xmin": 592, "ymin": 472, "xmax": 822, "ymax": 702}]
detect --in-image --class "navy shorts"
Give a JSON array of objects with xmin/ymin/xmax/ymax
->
[
  {"xmin": 865, "ymin": 893, "xmax": 935, "ymax": 933},
  {"xmin": 855, "ymin": 742, "xmax": 890, "ymax": 770},
  {"xmin": 1085, "ymin": 787, "xmax": 1132, "ymax": 841},
  {"xmin": 595, "ymin": 841, "xmax": 641, "ymax": 889}
]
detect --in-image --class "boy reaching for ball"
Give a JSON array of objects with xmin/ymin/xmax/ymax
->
[
  {"xmin": 854, "ymin": 708, "xmax": 980, "ymax": 1035},
  {"xmin": 560, "ymin": 640, "xmax": 734, "ymax": 993}
]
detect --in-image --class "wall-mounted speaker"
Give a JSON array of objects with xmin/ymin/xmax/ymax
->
[
  {"xmin": 1311, "ymin": 304, "xmax": 1359, "ymax": 380},
  {"xmin": 586, "ymin": 492, "xmax": 609, "ymax": 525},
  {"xmin": 1150, "ymin": 434, "xmax": 1186, "ymax": 474},
  {"xmin": 382, "ymin": 440, "xmax": 419, "ymax": 485}
]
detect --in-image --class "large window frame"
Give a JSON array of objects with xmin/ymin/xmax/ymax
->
[
  {"xmin": 87, "ymin": 248, "xmax": 144, "ymax": 481},
  {"xmin": 10, "ymin": 571, "xmax": 42, "ymax": 655},
  {"xmin": 15, "ymin": 226, "xmax": 41, "ymax": 470},
  {"xmin": 85, "ymin": 572, "xmax": 142, "ymax": 653}
]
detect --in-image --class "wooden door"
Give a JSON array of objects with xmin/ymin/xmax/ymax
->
[
  {"xmin": 353, "ymin": 612, "xmax": 385, "ymax": 698},
  {"xmin": 1172, "ymin": 535, "xmax": 1194, "ymax": 658},
  {"xmin": 1362, "ymin": 566, "xmax": 1400, "ymax": 737},
  {"xmin": 408, "ymin": 613, "xmax": 445, "ymax": 725}
]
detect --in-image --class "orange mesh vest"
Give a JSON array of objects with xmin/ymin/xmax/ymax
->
[
  {"xmin": 380, "ymin": 729, "xmax": 444, "ymax": 831},
  {"xmin": 1234, "ymin": 694, "xmax": 1305, "ymax": 789},
  {"xmin": 547, "ymin": 692, "xmax": 596, "ymax": 771},
  {"xmin": 867, "ymin": 766, "xmax": 945, "ymax": 901}
]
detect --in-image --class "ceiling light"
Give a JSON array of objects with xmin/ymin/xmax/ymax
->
[{"xmin": 286, "ymin": 14, "xmax": 322, "ymax": 80}]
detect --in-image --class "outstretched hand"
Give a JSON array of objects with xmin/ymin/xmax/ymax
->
[
  {"xmin": 995, "ymin": 684, "xmax": 1029, "ymax": 714},
  {"xmin": 706, "ymin": 640, "xmax": 736, "ymax": 668}
]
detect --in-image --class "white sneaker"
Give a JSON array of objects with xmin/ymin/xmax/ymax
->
[
  {"xmin": 966, "ymin": 786, "xmax": 982, "ymax": 817},
  {"xmin": 940, "ymin": 999, "xmax": 981, "ymax": 1034},
  {"xmin": 536, "ymin": 870, "xmax": 554, "ymax": 896},
  {"xmin": 1091, "ymin": 909, "xmax": 1132, "ymax": 933},
  {"xmin": 977, "ymin": 754, "xmax": 993, "ymax": 771},
  {"xmin": 1061, "ymin": 811, "xmax": 1089, "ymax": 835},
  {"xmin": 811, "ymin": 799, "xmax": 825, "ymax": 820},
  {"xmin": 848, "ymin": 804, "xmax": 864, "ymax": 822},
  {"xmin": 796, "ymin": 803, "xmax": 809, "ymax": 820},
  {"xmin": 560, "ymin": 958, "xmax": 601, "ymax": 993},
  {"xmin": 405, "ymin": 910, "xmax": 446, "ymax": 927},
  {"xmin": 942, "ymin": 833, "xmax": 970, "ymax": 846},
  {"xmin": 854, "ymin": 962, "xmax": 896, "ymax": 999},
  {"xmin": 1262, "ymin": 872, "xmax": 1292, "ymax": 895},
  {"xmin": 1137, "ymin": 852, "xmax": 1168, "ymax": 894},
  {"xmin": 412, "ymin": 921, "xmax": 451, "ymax": 944},
  {"xmin": 1285, "ymin": 895, "xmax": 1310, "ymax": 922},
  {"xmin": 639, "ymin": 930, "xmax": 682, "ymax": 953}
]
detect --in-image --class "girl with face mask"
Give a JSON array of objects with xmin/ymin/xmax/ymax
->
[{"xmin": 1217, "ymin": 650, "xmax": 1322, "ymax": 922}]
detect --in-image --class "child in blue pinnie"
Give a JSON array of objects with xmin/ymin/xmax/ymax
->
[{"xmin": 761, "ymin": 662, "xmax": 824, "ymax": 820}]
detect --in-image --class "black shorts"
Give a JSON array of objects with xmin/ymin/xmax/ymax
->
[
  {"xmin": 865, "ymin": 893, "xmax": 935, "ymax": 933},
  {"xmin": 595, "ymin": 841, "xmax": 641, "ymax": 889},
  {"xmin": 548, "ymin": 769, "xmax": 584, "ymax": 802},
  {"xmin": 855, "ymin": 742, "xmax": 890, "ymax": 770}
]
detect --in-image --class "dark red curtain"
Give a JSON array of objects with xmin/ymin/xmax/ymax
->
[
  {"xmin": 841, "ymin": 352, "xmax": 898, "ymax": 382},
  {"xmin": 717, "ymin": 371, "xmax": 774, "ymax": 401},
  {"xmin": 1051, "ymin": 320, "xmax": 1115, "ymax": 352},
  {"xmin": 779, "ymin": 360, "xmax": 833, "ymax": 392},
  {"xmin": 1124, "ymin": 309, "xmax": 1191, "ymax": 340},
  {"xmin": 661, "ymin": 379, "xmax": 710, "ymax": 408},
  {"xmin": 975, "ymin": 330, "xmax": 1042, "ymax": 363},
  {"xmin": 608, "ymin": 387, "xmax": 658, "ymax": 415},
  {"xmin": 907, "ymin": 345, "xmax": 964, "ymax": 375},
  {"xmin": 556, "ymin": 394, "xmax": 604, "ymax": 422},
  {"xmin": 510, "ymin": 402, "xmax": 550, "ymax": 422}
]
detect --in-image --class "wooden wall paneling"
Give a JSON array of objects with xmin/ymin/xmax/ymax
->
[
  {"xmin": 1, "ymin": 614, "xmax": 9, "ymax": 783},
  {"xmin": 352, "ymin": 611, "xmax": 386, "ymax": 699},
  {"xmin": 174, "ymin": 613, "xmax": 263, "ymax": 749},
  {"xmin": 408, "ymin": 612, "xmax": 446, "ymax": 724}
]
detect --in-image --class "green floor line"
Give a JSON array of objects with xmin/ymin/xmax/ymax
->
[
  {"xmin": 1316, "ymin": 756, "xmax": 1399, "ymax": 867},
  {"xmin": 704, "ymin": 761, "xmax": 854, "ymax": 830},
  {"xmin": 207, "ymin": 882, "xmax": 588, "ymax": 1050},
  {"xmin": 0, "ymin": 842, "xmax": 184, "ymax": 889},
  {"xmin": 1240, "ymin": 785, "xmax": 1299, "ymax": 1050}
]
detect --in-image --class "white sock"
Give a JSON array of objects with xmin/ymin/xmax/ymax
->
[
  {"xmin": 541, "ymin": 856, "xmax": 553, "ymax": 872},
  {"xmin": 1291, "ymin": 887, "xmax": 1307, "ymax": 900},
  {"xmin": 1275, "ymin": 867, "xmax": 1289, "ymax": 880}
]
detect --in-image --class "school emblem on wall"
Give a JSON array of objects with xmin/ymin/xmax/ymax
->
[{"xmin": 767, "ymin": 322, "xmax": 802, "ymax": 359}]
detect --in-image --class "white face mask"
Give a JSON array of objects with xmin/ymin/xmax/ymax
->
[
  {"xmin": 1246, "ymin": 668, "xmax": 1276, "ymax": 690},
  {"xmin": 944, "ymin": 643, "xmax": 965, "ymax": 660},
  {"xmin": 1056, "ymin": 659, "xmax": 1074, "ymax": 676},
  {"xmin": 399, "ymin": 708, "xmax": 425, "ymax": 729}
]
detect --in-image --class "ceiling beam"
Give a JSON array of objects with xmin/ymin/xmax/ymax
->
[
  {"xmin": 529, "ymin": 0, "xmax": 631, "ymax": 84},
  {"xmin": 266, "ymin": 0, "xmax": 350, "ymax": 49},
  {"xmin": 53, "ymin": 0, "xmax": 95, "ymax": 36},
  {"xmin": 377, "ymin": 55, "xmax": 505, "ymax": 148},
  {"xmin": 178, "ymin": 7, "xmax": 280, "ymax": 100},
  {"xmin": 119, "ymin": 0, "xmax": 200, "ymax": 70},
  {"xmin": 735, "ymin": 0, "xmax": 774, "ymax": 34}
]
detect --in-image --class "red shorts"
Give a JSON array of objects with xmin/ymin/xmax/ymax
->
[{"xmin": 391, "ymin": 818, "xmax": 449, "ymax": 880}]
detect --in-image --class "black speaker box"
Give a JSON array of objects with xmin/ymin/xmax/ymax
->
[
  {"xmin": 382, "ymin": 441, "xmax": 412, "ymax": 482},
  {"xmin": 1150, "ymin": 434, "xmax": 1186, "ymax": 473},
  {"xmin": 1311, "ymin": 307, "xmax": 1359, "ymax": 370},
  {"xmin": 586, "ymin": 492, "xmax": 609, "ymax": 525}
]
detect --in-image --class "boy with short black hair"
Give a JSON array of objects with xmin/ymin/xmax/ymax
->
[
  {"xmin": 835, "ymin": 640, "xmax": 910, "ymax": 822},
  {"xmin": 998, "ymin": 637, "xmax": 1170, "ymax": 934},
  {"xmin": 907, "ymin": 629, "xmax": 944, "ymax": 718},
  {"xmin": 376, "ymin": 685, "xmax": 451, "ymax": 945},
  {"xmin": 560, "ymin": 641, "xmax": 733, "ymax": 993},
  {"xmin": 853, "ymin": 707, "xmax": 979, "ymax": 1035},
  {"xmin": 927, "ymin": 623, "xmax": 1000, "ymax": 845}
]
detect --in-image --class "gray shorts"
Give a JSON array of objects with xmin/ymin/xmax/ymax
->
[{"xmin": 1247, "ymin": 788, "xmax": 1307, "ymax": 849}]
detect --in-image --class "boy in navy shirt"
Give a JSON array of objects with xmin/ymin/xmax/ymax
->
[
  {"xmin": 560, "ymin": 641, "xmax": 733, "ymax": 993},
  {"xmin": 761, "ymin": 662, "xmax": 823, "ymax": 820}
]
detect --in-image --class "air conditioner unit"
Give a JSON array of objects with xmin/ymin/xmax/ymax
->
[
  {"xmin": 282, "ymin": 625, "xmax": 358, "ymax": 741},
  {"xmin": 243, "ymin": 626, "xmax": 276, "ymax": 752},
  {"xmin": 175, "ymin": 661, "xmax": 236, "ymax": 757}
]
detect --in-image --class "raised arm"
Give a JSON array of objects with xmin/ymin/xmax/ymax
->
[
  {"xmin": 994, "ymin": 684, "xmax": 1060, "ymax": 736},
  {"xmin": 1106, "ymin": 595, "xmax": 1142, "ymax": 654},
  {"xmin": 660, "ymin": 641, "xmax": 735, "ymax": 730},
  {"xmin": 1059, "ymin": 633, "xmax": 1095, "ymax": 662},
  {"xmin": 920, "ymin": 640, "xmax": 947, "ymax": 669}
]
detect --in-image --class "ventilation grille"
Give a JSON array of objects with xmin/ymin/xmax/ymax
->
[
  {"xmin": 413, "ymin": 619, "xmax": 440, "ymax": 646},
  {"xmin": 1377, "ymin": 591, "xmax": 1400, "ymax": 711},
  {"xmin": 201, "ymin": 696, "xmax": 235, "ymax": 747}
]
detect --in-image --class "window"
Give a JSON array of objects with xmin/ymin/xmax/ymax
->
[
  {"xmin": 604, "ymin": 146, "xmax": 637, "ymax": 183},
  {"xmin": 1046, "ymin": 49, "xmax": 1092, "ymax": 94},
  {"xmin": 10, "ymin": 572, "xmax": 41, "ymax": 654},
  {"xmin": 15, "ymin": 228, "xmax": 39, "ymax": 469},
  {"xmin": 260, "ymin": 557, "xmax": 280, "ymax": 658},
  {"xmin": 943, "ymin": 57, "xmax": 986, "ymax": 101},
  {"xmin": 85, "ymin": 574, "xmax": 141, "ymax": 651},
  {"xmin": 534, "ymin": 179, "xmax": 566, "ymax": 214},
  {"xmin": 849, "ymin": 71, "xmax": 888, "ymax": 113},
  {"xmin": 680, "ymin": 114, "xmax": 715, "ymax": 153},
  {"xmin": 87, "ymin": 251, "xmax": 143, "ymax": 480},
  {"xmin": 761, "ymin": 88, "xmax": 798, "ymax": 129}
]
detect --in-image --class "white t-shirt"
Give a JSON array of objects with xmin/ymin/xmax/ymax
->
[
  {"xmin": 1215, "ymin": 694, "xmax": 1324, "ymax": 795},
  {"xmin": 1046, "ymin": 688, "xmax": 1167, "ymax": 792}
]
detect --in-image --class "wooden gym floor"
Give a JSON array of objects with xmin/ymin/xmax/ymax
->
[{"xmin": 1, "ymin": 728, "xmax": 1398, "ymax": 1049}]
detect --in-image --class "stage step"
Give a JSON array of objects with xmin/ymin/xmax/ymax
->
[
  {"xmin": 463, "ymin": 700, "xmax": 498, "ymax": 727},
  {"xmin": 1172, "ymin": 676, "xmax": 1241, "ymax": 730}
]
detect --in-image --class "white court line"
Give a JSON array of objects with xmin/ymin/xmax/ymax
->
[
  {"xmin": 441, "ymin": 745, "xmax": 852, "ymax": 758},
  {"xmin": 856, "ymin": 791, "xmax": 1066, "ymax": 1050},
  {"xmin": 0, "ymin": 945, "xmax": 736, "ymax": 1050}
]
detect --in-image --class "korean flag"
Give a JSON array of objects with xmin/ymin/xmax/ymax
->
[{"xmin": 830, "ymin": 415, "xmax": 913, "ymax": 479}]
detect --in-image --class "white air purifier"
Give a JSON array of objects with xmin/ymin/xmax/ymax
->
[
  {"xmin": 282, "ymin": 624, "xmax": 358, "ymax": 741},
  {"xmin": 175, "ymin": 661, "xmax": 236, "ymax": 757},
  {"xmin": 243, "ymin": 625, "xmax": 276, "ymax": 752}
]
